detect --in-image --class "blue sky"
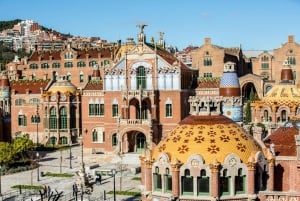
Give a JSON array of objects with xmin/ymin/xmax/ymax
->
[{"xmin": 1, "ymin": 0, "xmax": 300, "ymax": 50}]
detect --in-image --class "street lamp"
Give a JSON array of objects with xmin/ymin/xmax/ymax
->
[
  {"xmin": 32, "ymin": 105, "xmax": 40, "ymax": 147},
  {"xmin": 36, "ymin": 152, "xmax": 40, "ymax": 182},
  {"xmin": 111, "ymin": 169, "xmax": 116, "ymax": 201},
  {"xmin": 69, "ymin": 143, "xmax": 72, "ymax": 169}
]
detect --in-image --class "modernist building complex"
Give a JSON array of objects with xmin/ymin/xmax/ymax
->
[{"xmin": 1, "ymin": 25, "xmax": 300, "ymax": 200}]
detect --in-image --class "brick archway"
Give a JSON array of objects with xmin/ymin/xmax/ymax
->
[{"xmin": 239, "ymin": 74, "xmax": 264, "ymax": 99}]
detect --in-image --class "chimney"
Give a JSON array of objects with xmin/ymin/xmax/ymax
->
[
  {"xmin": 288, "ymin": 35, "xmax": 295, "ymax": 43},
  {"xmin": 204, "ymin": 38, "xmax": 211, "ymax": 45}
]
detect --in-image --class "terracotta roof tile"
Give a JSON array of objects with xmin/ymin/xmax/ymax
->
[
  {"xmin": 264, "ymin": 126, "xmax": 298, "ymax": 156},
  {"xmin": 10, "ymin": 79, "xmax": 50, "ymax": 94},
  {"xmin": 84, "ymin": 81, "xmax": 103, "ymax": 90}
]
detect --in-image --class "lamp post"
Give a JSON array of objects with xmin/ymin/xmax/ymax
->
[
  {"xmin": 32, "ymin": 105, "xmax": 40, "ymax": 147},
  {"xmin": 111, "ymin": 169, "xmax": 116, "ymax": 201},
  {"xmin": 69, "ymin": 143, "xmax": 72, "ymax": 169},
  {"xmin": 36, "ymin": 152, "xmax": 40, "ymax": 182}
]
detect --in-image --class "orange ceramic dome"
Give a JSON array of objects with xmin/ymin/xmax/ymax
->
[
  {"xmin": 48, "ymin": 78, "xmax": 77, "ymax": 93},
  {"xmin": 152, "ymin": 115, "xmax": 261, "ymax": 164}
]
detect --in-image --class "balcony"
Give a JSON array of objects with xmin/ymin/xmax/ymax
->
[
  {"xmin": 122, "ymin": 89, "xmax": 154, "ymax": 99},
  {"xmin": 119, "ymin": 118, "xmax": 152, "ymax": 126}
]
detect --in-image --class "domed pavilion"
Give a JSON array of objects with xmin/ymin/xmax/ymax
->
[{"xmin": 140, "ymin": 96, "xmax": 274, "ymax": 201}]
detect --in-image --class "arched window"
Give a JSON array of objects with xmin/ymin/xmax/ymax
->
[
  {"xmin": 136, "ymin": 66, "xmax": 146, "ymax": 89},
  {"xmin": 141, "ymin": 101, "xmax": 148, "ymax": 119},
  {"xmin": 165, "ymin": 98, "xmax": 173, "ymax": 117},
  {"xmin": 220, "ymin": 169, "xmax": 230, "ymax": 195},
  {"xmin": 265, "ymin": 86, "xmax": 272, "ymax": 93},
  {"xmin": 281, "ymin": 110, "xmax": 287, "ymax": 122},
  {"xmin": 67, "ymin": 73, "xmax": 71, "ymax": 81},
  {"xmin": 61, "ymin": 136, "xmax": 68, "ymax": 145},
  {"xmin": 235, "ymin": 168, "xmax": 245, "ymax": 194},
  {"xmin": 64, "ymin": 52, "xmax": 73, "ymax": 59},
  {"xmin": 197, "ymin": 169, "xmax": 209, "ymax": 195},
  {"xmin": 154, "ymin": 167, "xmax": 162, "ymax": 191},
  {"xmin": 64, "ymin": 62, "xmax": 73, "ymax": 68},
  {"xmin": 50, "ymin": 107, "xmax": 57, "ymax": 129},
  {"xmin": 164, "ymin": 168, "xmax": 172, "ymax": 193},
  {"xmin": 52, "ymin": 62, "xmax": 60, "ymax": 68},
  {"xmin": 92, "ymin": 129, "xmax": 98, "ymax": 142},
  {"xmin": 287, "ymin": 56, "xmax": 296, "ymax": 65},
  {"xmin": 15, "ymin": 99, "xmax": 26, "ymax": 106},
  {"xmin": 89, "ymin": 61, "xmax": 98, "ymax": 67},
  {"xmin": 182, "ymin": 169, "xmax": 193, "ymax": 195},
  {"xmin": 18, "ymin": 114, "xmax": 27, "ymax": 126},
  {"xmin": 77, "ymin": 61, "xmax": 86, "ymax": 67},
  {"xmin": 41, "ymin": 63, "xmax": 49, "ymax": 69},
  {"xmin": 112, "ymin": 133, "xmax": 118, "ymax": 146},
  {"xmin": 29, "ymin": 98, "xmax": 40, "ymax": 105},
  {"xmin": 59, "ymin": 107, "xmax": 67, "ymax": 129},
  {"xmin": 264, "ymin": 110, "xmax": 268, "ymax": 122},
  {"xmin": 29, "ymin": 63, "xmax": 38, "ymax": 69}
]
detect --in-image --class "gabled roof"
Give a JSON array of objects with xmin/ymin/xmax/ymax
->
[
  {"xmin": 83, "ymin": 80, "xmax": 103, "ymax": 90},
  {"xmin": 146, "ymin": 43, "xmax": 192, "ymax": 71},
  {"xmin": 264, "ymin": 125, "xmax": 298, "ymax": 157}
]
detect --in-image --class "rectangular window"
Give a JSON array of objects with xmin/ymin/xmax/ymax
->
[
  {"xmin": 112, "ymin": 104, "xmax": 118, "ymax": 117},
  {"xmin": 220, "ymin": 177, "xmax": 230, "ymax": 195},
  {"xmin": 80, "ymin": 74, "xmax": 84, "ymax": 83},
  {"xmin": 235, "ymin": 176, "xmax": 245, "ymax": 194},
  {"xmin": 182, "ymin": 177, "xmax": 194, "ymax": 195},
  {"xmin": 166, "ymin": 103, "xmax": 172, "ymax": 117},
  {"xmin": 89, "ymin": 104, "xmax": 102, "ymax": 116},
  {"xmin": 261, "ymin": 63, "xmax": 269, "ymax": 69},
  {"xmin": 197, "ymin": 177, "xmax": 209, "ymax": 195},
  {"xmin": 18, "ymin": 115, "xmax": 27, "ymax": 126},
  {"xmin": 100, "ymin": 104, "xmax": 104, "ymax": 116},
  {"xmin": 165, "ymin": 175, "xmax": 172, "ymax": 192},
  {"xmin": 50, "ymin": 116, "xmax": 57, "ymax": 129},
  {"xmin": 153, "ymin": 173, "xmax": 162, "ymax": 191}
]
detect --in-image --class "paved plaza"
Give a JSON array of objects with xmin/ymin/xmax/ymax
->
[{"xmin": 0, "ymin": 146, "xmax": 142, "ymax": 201}]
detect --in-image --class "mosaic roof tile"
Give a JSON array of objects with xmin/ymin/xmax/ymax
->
[{"xmin": 152, "ymin": 115, "xmax": 261, "ymax": 164}]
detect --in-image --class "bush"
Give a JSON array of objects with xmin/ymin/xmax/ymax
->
[
  {"xmin": 12, "ymin": 184, "xmax": 43, "ymax": 190},
  {"xmin": 44, "ymin": 172, "xmax": 74, "ymax": 177},
  {"xmin": 107, "ymin": 190, "xmax": 141, "ymax": 197}
]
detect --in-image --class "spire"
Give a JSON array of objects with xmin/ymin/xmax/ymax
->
[{"xmin": 137, "ymin": 24, "xmax": 147, "ymax": 44}]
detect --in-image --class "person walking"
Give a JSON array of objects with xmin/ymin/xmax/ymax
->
[
  {"xmin": 44, "ymin": 185, "xmax": 48, "ymax": 198},
  {"xmin": 47, "ymin": 186, "xmax": 51, "ymax": 198}
]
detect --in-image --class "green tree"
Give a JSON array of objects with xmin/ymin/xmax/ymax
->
[
  {"xmin": 12, "ymin": 134, "xmax": 34, "ymax": 161},
  {"xmin": 0, "ymin": 142, "xmax": 13, "ymax": 163},
  {"xmin": 244, "ymin": 87, "xmax": 256, "ymax": 124}
]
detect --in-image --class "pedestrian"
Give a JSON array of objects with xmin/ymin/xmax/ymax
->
[
  {"xmin": 47, "ymin": 185, "xmax": 51, "ymax": 198},
  {"xmin": 72, "ymin": 183, "xmax": 77, "ymax": 197},
  {"xmin": 99, "ymin": 174, "xmax": 102, "ymax": 184},
  {"xmin": 44, "ymin": 185, "xmax": 48, "ymax": 198}
]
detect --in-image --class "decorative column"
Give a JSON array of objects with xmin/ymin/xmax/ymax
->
[
  {"xmin": 267, "ymin": 157, "xmax": 275, "ymax": 191},
  {"xmin": 247, "ymin": 157, "xmax": 256, "ymax": 195},
  {"xmin": 209, "ymin": 160, "xmax": 220, "ymax": 198},
  {"xmin": 145, "ymin": 158, "xmax": 154, "ymax": 192},
  {"xmin": 171, "ymin": 158, "xmax": 182, "ymax": 198}
]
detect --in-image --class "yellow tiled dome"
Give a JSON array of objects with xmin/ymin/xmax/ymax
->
[
  {"xmin": 48, "ymin": 78, "xmax": 77, "ymax": 94},
  {"xmin": 262, "ymin": 84, "xmax": 300, "ymax": 105},
  {"xmin": 152, "ymin": 115, "xmax": 261, "ymax": 164}
]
